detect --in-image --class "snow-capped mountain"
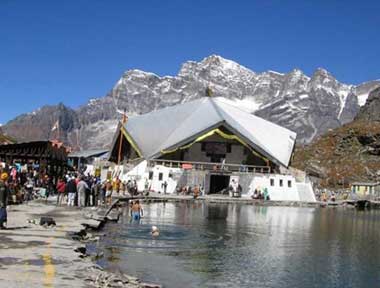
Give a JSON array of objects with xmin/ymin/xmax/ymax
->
[{"xmin": 3, "ymin": 55, "xmax": 380, "ymax": 149}]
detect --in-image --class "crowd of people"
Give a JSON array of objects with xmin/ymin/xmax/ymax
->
[
  {"xmin": 0, "ymin": 165, "xmax": 51, "ymax": 229},
  {"xmin": 0, "ymin": 161, "xmax": 147, "ymax": 229},
  {"xmin": 55, "ymin": 175, "xmax": 142, "ymax": 207},
  {"xmin": 0, "ymin": 165, "xmax": 57, "ymax": 205}
]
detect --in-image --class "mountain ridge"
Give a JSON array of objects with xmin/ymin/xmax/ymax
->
[
  {"xmin": 292, "ymin": 87, "xmax": 380, "ymax": 185},
  {"xmin": 2, "ymin": 55, "xmax": 380, "ymax": 150}
]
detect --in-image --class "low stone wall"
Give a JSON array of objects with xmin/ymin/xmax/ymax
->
[{"xmin": 145, "ymin": 192, "xmax": 326, "ymax": 207}]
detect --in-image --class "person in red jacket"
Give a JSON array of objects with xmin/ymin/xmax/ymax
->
[{"xmin": 56, "ymin": 177, "xmax": 66, "ymax": 206}]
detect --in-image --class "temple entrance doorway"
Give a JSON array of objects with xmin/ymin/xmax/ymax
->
[{"xmin": 209, "ymin": 174, "xmax": 230, "ymax": 194}]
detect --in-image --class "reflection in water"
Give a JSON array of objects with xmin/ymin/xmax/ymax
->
[{"xmin": 92, "ymin": 202, "xmax": 380, "ymax": 288}]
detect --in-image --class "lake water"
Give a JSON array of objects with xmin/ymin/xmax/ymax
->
[{"xmin": 92, "ymin": 201, "xmax": 380, "ymax": 288}]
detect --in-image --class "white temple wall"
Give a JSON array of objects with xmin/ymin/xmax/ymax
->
[{"xmin": 243, "ymin": 174, "xmax": 301, "ymax": 201}]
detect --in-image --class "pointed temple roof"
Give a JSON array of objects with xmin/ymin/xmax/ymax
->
[{"xmin": 119, "ymin": 97, "xmax": 297, "ymax": 167}]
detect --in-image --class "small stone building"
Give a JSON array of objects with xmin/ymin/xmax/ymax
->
[{"xmin": 351, "ymin": 182, "xmax": 380, "ymax": 198}]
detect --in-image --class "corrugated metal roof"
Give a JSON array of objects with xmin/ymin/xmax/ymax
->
[
  {"xmin": 0, "ymin": 134, "xmax": 16, "ymax": 145},
  {"xmin": 69, "ymin": 149, "xmax": 109, "ymax": 159},
  {"xmin": 122, "ymin": 97, "xmax": 297, "ymax": 167}
]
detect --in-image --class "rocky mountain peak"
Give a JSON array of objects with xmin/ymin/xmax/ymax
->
[
  {"xmin": 283, "ymin": 68, "xmax": 309, "ymax": 90},
  {"xmin": 314, "ymin": 67, "xmax": 330, "ymax": 75},
  {"xmin": 201, "ymin": 55, "xmax": 249, "ymax": 71},
  {"xmin": 201, "ymin": 54, "xmax": 224, "ymax": 64},
  {"xmin": 179, "ymin": 55, "xmax": 255, "ymax": 81},
  {"xmin": 311, "ymin": 67, "xmax": 337, "ymax": 83},
  {"xmin": 289, "ymin": 68, "xmax": 304, "ymax": 77},
  {"xmin": 121, "ymin": 69, "xmax": 160, "ymax": 82},
  {"xmin": 309, "ymin": 67, "xmax": 348, "ymax": 97}
]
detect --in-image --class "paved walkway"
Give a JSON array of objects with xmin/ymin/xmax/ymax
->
[{"xmin": 0, "ymin": 200, "xmax": 95, "ymax": 287}]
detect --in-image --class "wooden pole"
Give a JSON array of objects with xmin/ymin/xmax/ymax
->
[
  {"xmin": 117, "ymin": 129, "xmax": 123, "ymax": 166},
  {"xmin": 117, "ymin": 109, "xmax": 128, "ymax": 167}
]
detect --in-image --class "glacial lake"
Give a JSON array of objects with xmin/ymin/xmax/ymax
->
[{"xmin": 91, "ymin": 201, "xmax": 380, "ymax": 288}]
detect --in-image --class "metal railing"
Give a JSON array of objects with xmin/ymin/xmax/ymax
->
[{"xmin": 148, "ymin": 159, "xmax": 271, "ymax": 174}]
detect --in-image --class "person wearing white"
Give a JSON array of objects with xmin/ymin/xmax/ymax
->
[{"xmin": 77, "ymin": 178, "xmax": 89, "ymax": 207}]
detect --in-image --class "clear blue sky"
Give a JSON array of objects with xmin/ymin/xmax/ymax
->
[{"xmin": 1, "ymin": 0, "xmax": 379, "ymax": 124}]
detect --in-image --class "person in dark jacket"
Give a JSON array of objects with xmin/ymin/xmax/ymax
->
[
  {"xmin": 66, "ymin": 177, "xmax": 77, "ymax": 206},
  {"xmin": 92, "ymin": 181, "xmax": 100, "ymax": 206},
  {"xmin": 0, "ymin": 173, "xmax": 9, "ymax": 229}
]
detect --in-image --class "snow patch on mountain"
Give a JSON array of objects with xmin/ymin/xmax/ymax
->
[
  {"xmin": 357, "ymin": 94, "xmax": 367, "ymax": 106},
  {"xmin": 337, "ymin": 87, "xmax": 352, "ymax": 119},
  {"xmin": 218, "ymin": 97, "xmax": 261, "ymax": 113},
  {"xmin": 354, "ymin": 80, "xmax": 380, "ymax": 106}
]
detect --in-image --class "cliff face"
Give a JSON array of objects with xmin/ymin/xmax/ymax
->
[
  {"xmin": 355, "ymin": 87, "xmax": 380, "ymax": 122},
  {"xmin": 2, "ymin": 55, "xmax": 380, "ymax": 150}
]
